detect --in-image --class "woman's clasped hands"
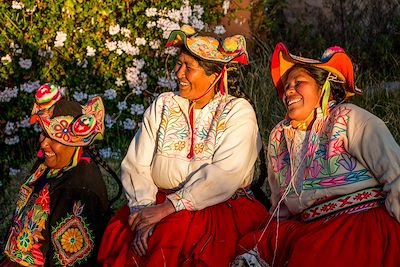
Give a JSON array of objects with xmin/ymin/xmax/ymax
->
[{"xmin": 128, "ymin": 200, "xmax": 176, "ymax": 256}]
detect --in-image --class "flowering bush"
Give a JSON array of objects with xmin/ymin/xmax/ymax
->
[{"xmin": 0, "ymin": 0, "xmax": 227, "ymax": 185}]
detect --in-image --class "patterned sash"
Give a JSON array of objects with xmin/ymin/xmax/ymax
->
[{"xmin": 301, "ymin": 187, "xmax": 385, "ymax": 222}]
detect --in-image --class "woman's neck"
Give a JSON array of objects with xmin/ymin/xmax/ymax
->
[{"xmin": 290, "ymin": 109, "xmax": 317, "ymax": 131}]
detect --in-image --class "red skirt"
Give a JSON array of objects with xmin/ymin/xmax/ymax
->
[
  {"xmin": 237, "ymin": 205, "xmax": 400, "ymax": 267},
  {"xmin": 98, "ymin": 192, "xmax": 269, "ymax": 267}
]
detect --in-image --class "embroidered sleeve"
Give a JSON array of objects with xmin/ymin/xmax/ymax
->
[{"xmin": 167, "ymin": 99, "xmax": 261, "ymax": 211}]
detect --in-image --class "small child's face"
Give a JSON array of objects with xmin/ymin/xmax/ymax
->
[{"xmin": 283, "ymin": 68, "xmax": 322, "ymax": 122}]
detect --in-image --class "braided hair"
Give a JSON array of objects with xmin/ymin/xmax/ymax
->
[{"xmin": 87, "ymin": 145, "xmax": 123, "ymax": 208}]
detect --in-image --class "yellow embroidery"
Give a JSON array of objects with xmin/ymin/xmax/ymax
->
[
  {"xmin": 194, "ymin": 143, "xmax": 204, "ymax": 154},
  {"xmin": 174, "ymin": 141, "xmax": 186, "ymax": 151},
  {"xmin": 16, "ymin": 229, "xmax": 33, "ymax": 253},
  {"xmin": 61, "ymin": 228, "xmax": 84, "ymax": 253}
]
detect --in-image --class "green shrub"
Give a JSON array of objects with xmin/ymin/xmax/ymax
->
[{"xmin": 0, "ymin": 0, "xmax": 225, "ymax": 187}]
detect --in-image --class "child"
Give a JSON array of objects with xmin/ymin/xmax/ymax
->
[{"xmin": 233, "ymin": 43, "xmax": 400, "ymax": 267}]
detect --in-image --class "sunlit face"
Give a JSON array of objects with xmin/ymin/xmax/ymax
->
[
  {"xmin": 174, "ymin": 52, "xmax": 217, "ymax": 107},
  {"xmin": 39, "ymin": 133, "xmax": 76, "ymax": 169},
  {"xmin": 282, "ymin": 68, "xmax": 322, "ymax": 122}
]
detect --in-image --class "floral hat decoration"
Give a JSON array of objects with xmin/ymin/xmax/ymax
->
[
  {"xmin": 271, "ymin": 42, "xmax": 361, "ymax": 115},
  {"xmin": 166, "ymin": 25, "xmax": 249, "ymax": 96},
  {"xmin": 30, "ymin": 84, "xmax": 105, "ymax": 147}
]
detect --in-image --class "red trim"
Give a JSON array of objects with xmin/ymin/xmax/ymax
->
[{"xmin": 187, "ymin": 108, "xmax": 195, "ymax": 159}]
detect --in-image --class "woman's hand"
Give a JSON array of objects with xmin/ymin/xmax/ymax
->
[
  {"xmin": 130, "ymin": 200, "xmax": 176, "ymax": 256},
  {"xmin": 132, "ymin": 224, "xmax": 155, "ymax": 256}
]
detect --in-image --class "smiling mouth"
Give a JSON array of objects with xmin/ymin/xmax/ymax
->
[
  {"xmin": 179, "ymin": 81, "xmax": 189, "ymax": 87},
  {"xmin": 287, "ymin": 98, "xmax": 302, "ymax": 106},
  {"xmin": 45, "ymin": 152, "xmax": 55, "ymax": 157}
]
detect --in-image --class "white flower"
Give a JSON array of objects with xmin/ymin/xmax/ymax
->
[
  {"xmin": 214, "ymin": 25, "xmax": 226, "ymax": 35},
  {"xmin": 164, "ymin": 47, "xmax": 179, "ymax": 56},
  {"xmin": 123, "ymin": 118, "xmax": 137, "ymax": 130},
  {"xmin": 9, "ymin": 168, "xmax": 21, "ymax": 177},
  {"xmin": 20, "ymin": 80, "xmax": 40, "ymax": 93},
  {"xmin": 19, "ymin": 116, "xmax": 31, "ymax": 128},
  {"xmin": 12, "ymin": 1, "xmax": 24, "ymax": 9},
  {"xmin": 157, "ymin": 18, "xmax": 180, "ymax": 39},
  {"xmin": 109, "ymin": 24, "xmax": 120, "ymax": 35},
  {"xmin": 120, "ymin": 27, "xmax": 131, "ymax": 37},
  {"xmin": 145, "ymin": 7, "xmax": 157, "ymax": 17},
  {"xmin": 54, "ymin": 31, "xmax": 67, "ymax": 47},
  {"xmin": 104, "ymin": 88, "xmax": 117, "ymax": 100},
  {"xmin": 180, "ymin": 5, "xmax": 192, "ymax": 24},
  {"xmin": 1, "ymin": 54, "xmax": 12, "ymax": 64},
  {"xmin": 167, "ymin": 9, "xmax": 181, "ymax": 21},
  {"xmin": 149, "ymin": 40, "xmax": 161, "ymax": 50},
  {"xmin": 105, "ymin": 40, "xmax": 117, "ymax": 51},
  {"xmin": 223, "ymin": 0, "xmax": 231, "ymax": 15},
  {"xmin": 38, "ymin": 46, "xmax": 54, "ymax": 58},
  {"xmin": 5, "ymin": 136, "xmax": 20, "ymax": 145},
  {"xmin": 0, "ymin": 86, "xmax": 18, "ymax": 102},
  {"xmin": 115, "ymin": 77, "xmax": 125, "ymax": 87},
  {"xmin": 5, "ymin": 122, "xmax": 17, "ymax": 135},
  {"xmin": 99, "ymin": 147, "xmax": 112, "ymax": 159},
  {"xmin": 77, "ymin": 59, "xmax": 88, "ymax": 68},
  {"xmin": 157, "ymin": 77, "xmax": 177, "ymax": 90},
  {"xmin": 26, "ymin": 6, "xmax": 37, "ymax": 14},
  {"xmin": 193, "ymin": 5, "xmax": 204, "ymax": 17},
  {"xmin": 117, "ymin": 101, "xmax": 127, "ymax": 111},
  {"xmin": 147, "ymin": 21, "xmax": 156, "ymax": 28},
  {"xmin": 86, "ymin": 46, "xmax": 96, "ymax": 57},
  {"xmin": 130, "ymin": 104, "xmax": 145, "ymax": 115},
  {"xmin": 190, "ymin": 17, "xmax": 204, "ymax": 31},
  {"xmin": 72, "ymin": 91, "xmax": 88, "ymax": 102},
  {"xmin": 19, "ymin": 58, "xmax": 32, "ymax": 69},
  {"xmin": 135, "ymin": 37, "xmax": 146, "ymax": 46},
  {"xmin": 117, "ymin": 41, "xmax": 139, "ymax": 56},
  {"xmin": 105, "ymin": 114, "xmax": 116, "ymax": 128}
]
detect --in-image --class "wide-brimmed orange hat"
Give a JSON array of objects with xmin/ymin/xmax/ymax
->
[
  {"xmin": 271, "ymin": 42, "xmax": 359, "ymax": 99},
  {"xmin": 166, "ymin": 25, "xmax": 248, "ymax": 96}
]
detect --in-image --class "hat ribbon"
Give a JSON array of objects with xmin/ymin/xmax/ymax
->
[{"xmin": 186, "ymin": 72, "xmax": 222, "ymax": 159}]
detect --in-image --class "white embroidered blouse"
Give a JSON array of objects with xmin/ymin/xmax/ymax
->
[{"xmin": 121, "ymin": 92, "xmax": 262, "ymax": 213}]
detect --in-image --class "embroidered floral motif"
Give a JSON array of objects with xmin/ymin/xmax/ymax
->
[
  {"xmin": 4, "ymin": 184, "xmax": 50, "ymax": 267},
  {"xmin": 61, "ymin": 228, "xmax": 84, "ymax": 253},
  {"xmin": 53, "ymin": 119, "xmax": 71, "ymax": 142},
  {"xmin": 269, "ymin": 104, "xmax": 375, "ymax": 191},
  {"xmin": 16, "ymin": 229, "xmax": 34, "ymax": 253},
  {"xmin": 194, "ymin": 143, "xmax": 204, "ymax": 154},
  {"xmin": 156, "ymin": 93, "xmax": 234, "ymax": 160},
  {"xmin": 51, "ymin": 201, "xmax": 94, "ymax": 266},
  {"xmin": 174, "ymin": 141, "xmax": 186, "ymax": 151},
  {"xmin": 301, "ymin": 187, "xmax": 384, "ymax": 222}
]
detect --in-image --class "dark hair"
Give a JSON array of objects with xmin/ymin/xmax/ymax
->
[
  {"xmin": 51, "ymin": 99, "xmax": 82, "ymax": 118},
  {"xmin": 285, "ymin": 64, "xmax": 347, "ymax": 102},
  {"xmin": 180, "ymin": 47, "xmax": 243, "ymax": 99}
]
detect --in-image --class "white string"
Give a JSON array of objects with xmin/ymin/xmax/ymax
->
[{"xmin": 256, "ymin": 131, "xmax": 309, "ymax": 267}]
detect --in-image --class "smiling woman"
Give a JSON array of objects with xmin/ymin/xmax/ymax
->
[
  {"xmin": 1, "ymin": 84, "xmax": 110, "ymax": 267},
  {"xmin": 233, "ymin": 42, "xmax": 400, "ymax": 267},
  {"xmin": 97, "ymin": 25, "xmax": 269, "ymax": 267}
]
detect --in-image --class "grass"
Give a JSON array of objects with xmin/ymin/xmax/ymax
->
[{"xmin": 1, "ymin": 43, "xmax": 399, "ymax": 257}]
